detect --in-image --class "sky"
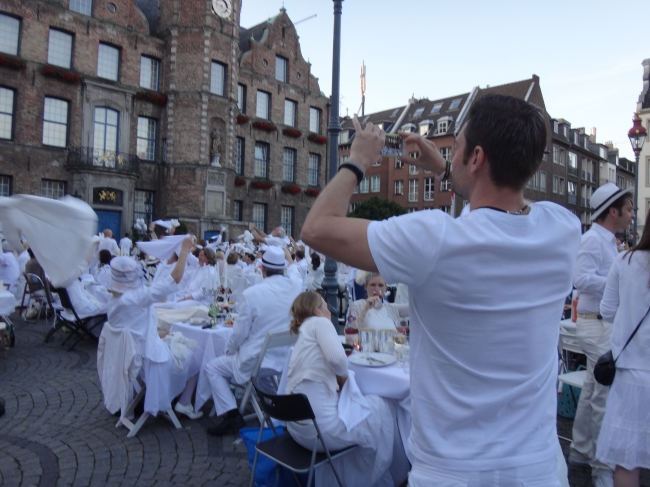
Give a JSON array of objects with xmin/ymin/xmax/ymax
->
[{"xmin": 239, "ymin": 0, "xmax": 649, "ymax": 160}]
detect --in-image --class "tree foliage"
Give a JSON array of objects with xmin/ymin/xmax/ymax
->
[{"xmin": 347, "ymin": 197, "xmax": 407, "ymax": 221}]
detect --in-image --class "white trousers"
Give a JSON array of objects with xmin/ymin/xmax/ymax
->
[
  {"xmin": 205, "ymin": 354, "xmax": 237, "ymax": 416},
  {"xmin": 570, "ymin": 317, "xmax": 612, "ymax": 474}
]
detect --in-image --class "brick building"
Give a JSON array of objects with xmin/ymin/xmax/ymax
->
[
  {"xmin": 339, "ymin": 75, "xmax": 629, "ymax": 231},
  {"xmin": 0, "ymin": 0, "xmax": 328, "ymax": 239}
]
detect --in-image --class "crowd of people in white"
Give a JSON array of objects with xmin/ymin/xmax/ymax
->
[{"xmin": 1, "ymin": 94, "xmax": 649, "ymax": 487}]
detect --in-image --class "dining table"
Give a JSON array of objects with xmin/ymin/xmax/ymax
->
[
  {"xmin": 347, "ymin": 352, "xmax": 413, "ymax": 463},
  {"xmin": 0, "ymin": 289, "xmax": 16, "ymax": 316},
  {"xmin": 169, "ymin": 321, "xmax": 233, "ymax": 411}
]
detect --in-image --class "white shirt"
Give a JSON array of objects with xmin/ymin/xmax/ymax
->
[
  {"xmin": 368, "ymin": 203, "xmax": 581, "ymax": 470},
  {"xmin": 119, "ymin": 237, "xmax": 132, "ymax": 256},
  {"xmin": 17, "ymin": 250, "xmax": 29, "ymax": 275},
  {"xmin": 224, "ymin": 265, "xmax": 302, "ymax": 384},
  {"xmin": 266, "ymin": 235, "xmax": 290, "ymax": 248},
  {"xmin": 287, "ymin": 316, "xmax": 348, "ymax": 395},
  {"xmin": 601, "ymin": 251, "xmax": 650, "ymax": 370},
  {"xmin": 573, "ymin": 222, "xmax": 618, "ymax": 314},
  {"xmin": 98, "ymin": 237, "xmax": 120, "ymax": 256},
  {"xmin": 307, "ymin": 262, "xmax": 325, "ymax": 291}
]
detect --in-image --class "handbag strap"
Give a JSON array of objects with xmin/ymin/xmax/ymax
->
[{"xmin": 614, "ymin": 306, "xmax": 650, "ymax": 363}]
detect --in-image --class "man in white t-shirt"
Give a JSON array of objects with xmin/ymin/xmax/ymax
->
[
  {"xmin": 98, "ymin": 229, "xmax": 120, "ymax": 256},
  {"xmin": 301, "ymin": 95, "xmax": 582, "ymax": 485}
]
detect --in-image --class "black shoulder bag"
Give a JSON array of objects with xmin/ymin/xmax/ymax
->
[{"xmin": 594, "ymin": 307, "xmax": 650, "ymax": 386}]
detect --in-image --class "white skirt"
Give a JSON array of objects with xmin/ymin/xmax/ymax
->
[
  {"xmin": 597, "ymin": 368, "xmax": 650, "ymax": 470},
  {"xmin": 287, "ymin": 380, "xmax": 407, "ymax": 487}
]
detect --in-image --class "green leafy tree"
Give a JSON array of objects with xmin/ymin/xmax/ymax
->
[
  {"xmin": 347, "ymin": 197, "xmax": 407, "ymax": 221},
  {"xmin": 175, "ymin": 220, "xmax": 189, "ymax": 235}
]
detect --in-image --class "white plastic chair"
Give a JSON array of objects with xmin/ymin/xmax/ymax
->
[{"xmin": 237, "ymin": 330, "xmax": 298, "ymax": 423}]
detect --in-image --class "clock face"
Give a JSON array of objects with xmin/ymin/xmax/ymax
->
[{"xmin": 212, "ymin": 0, "xmax": 232, "ymax": 18}]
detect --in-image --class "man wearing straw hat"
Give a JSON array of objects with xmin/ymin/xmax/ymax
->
[
  {"xmin": 204, "ymin": 246, "xmax": 301, "ymax": 435},
  {"xmin": 570, "ymin": 182, "xmax": 633, "ymax": 487}
]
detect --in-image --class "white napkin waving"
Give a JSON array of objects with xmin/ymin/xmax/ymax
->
[{"xmin": 338, "ymin": 370, "xmax": 371, "ymax": 432}]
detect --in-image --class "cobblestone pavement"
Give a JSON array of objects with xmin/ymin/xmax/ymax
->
[{"xmin": 1, "ymin": 313, "xmax": 649, "ymax": 486}]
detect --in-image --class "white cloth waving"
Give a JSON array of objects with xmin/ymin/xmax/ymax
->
[{"xmin": 0, "ymin": 195, "xmax": 97, "ymax": 287}]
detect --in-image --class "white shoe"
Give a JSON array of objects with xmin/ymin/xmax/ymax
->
[
  {"xmin": 592, "ymin": 471, "xmax": 614, "ymax": 487},
  {"xmin": 174, "ymin": 402, "xmax": 203, "ymax": 419}
]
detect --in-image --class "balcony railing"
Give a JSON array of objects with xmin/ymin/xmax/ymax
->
[
  {"xmin": 423, "ymin": 191, "xmax": 434, "ymax": 201},
  {"xmin": 66, "ymin": 146, "xmax": 140, "ymax": 174},
  {"xmin": 408, "ymin": 193, "xmax": 418, "ymax": 202}
]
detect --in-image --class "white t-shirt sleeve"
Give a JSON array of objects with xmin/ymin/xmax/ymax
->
[{"xmin": 367, "ymin": 211, "xmax": 448, "ymax": 288}]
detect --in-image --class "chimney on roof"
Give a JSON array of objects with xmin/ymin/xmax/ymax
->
[
  {"xmin": 589, "ymin": 127, "xmax": 597, "ymax": 142},
  {"xmin": 577, "ymin": 127, "xmax": 585, "ymax": 135}
]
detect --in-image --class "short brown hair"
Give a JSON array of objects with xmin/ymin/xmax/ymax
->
[
  {"xmin": 289, "ymin": 292, "xmax": 322, "ymax": 335},
  {"xmin": 226, "ymin": 252, "xmax": 239, "ymax": 265}
]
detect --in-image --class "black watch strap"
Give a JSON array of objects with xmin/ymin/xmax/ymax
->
[{"xmin": 338, "ymin": 162, "xmax": 364, "ymax": 184}]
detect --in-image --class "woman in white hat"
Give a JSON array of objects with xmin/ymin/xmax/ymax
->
[{"xmin": 103, "ymin": 236, "xmax": 203, "ymax": 419}]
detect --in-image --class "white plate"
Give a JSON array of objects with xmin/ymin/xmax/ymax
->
[{"xmin": 348, "ymin": 352, "xmax": 396, "ymax": 367}]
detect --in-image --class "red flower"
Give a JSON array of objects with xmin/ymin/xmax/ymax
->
[
  {"xmin": 41, "ymin": 65, "xmax": 82, "ymax": 84},
  {"xmin": 282, "ymin": 127, "xmax": 302, "ymax": 138},
  {"xmin": 251, "ymin": 180, "xmax": 274, "ymax": 190},
  {"xmin": 0, "ymin": 54, "xmax": 27, "ymax": 71},
  {"xmin": 234, "ymin": 177, "xmax": 246, "ymax": 187},
  {"xmin": 135, "ymin": 90, "xmax": 167, "ymax": 106},
  {"xmin": 281, "ymin": 184, "xmax": 301, "ymax": 195},
  {"xmin": 252, "ymin": 121, "xmax": 278, "ymax": 133},
  {"xmin": 236, "ymin": 114, "xmax": 250, "ymax": 124},
  {"xmin": 305, "ymin": 188, "xmax": 321, "ymax": 197},
  {"xmin": 307, "ymin": 133, "xmax": 327, "ymax": 145}
]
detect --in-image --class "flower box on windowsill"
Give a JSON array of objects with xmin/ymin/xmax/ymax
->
[
  {"xmin": 135, "ymin": 90, "xmax": 168, "ymax": 106},
  {"xmin": 0, "ymin": 54, "xmax": 26, "ymax": 71},
  {"xmin": 282, "ymin": 128, "xmax": 302, "ymax": 138},
  {"xmin": 307, "ymin": 133, "xmax": 327, "ymax": 145},
  {"xmin": 251, "ymin": 180, "xmax": 274, "ymax": 190},
  {"xmin": 305, "ymin": 188, "xmax": 321, "ymax": 197},
  {"xmin": 252, "ymin": 120, "xmax": 278, "ymax": 133},
  {"xmin": 42, "ymin": 65, "xmax": 83, "ymax": 84},
  {"xmin": 234, "ymin": 177, "xmax": 246, "ymax": 187},
  {"xmin": 237, "ymin": 114, "xmax": 250, "ymax": 124},
  {"xmin": 281, "ymin": 184, "xmax": 301, "ymax": 195}
]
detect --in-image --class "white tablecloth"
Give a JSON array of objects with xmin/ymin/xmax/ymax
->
[
  {"xmin": 348, "ymin": 354, "xmax": 412, "ymax": 462},
  {"xmin": 170, "ymin": 321, "xmax": 233, "ymax": 411},
  {"xmin": 0, "ymin": 290, "xmax": 15, "ymax": 316}
]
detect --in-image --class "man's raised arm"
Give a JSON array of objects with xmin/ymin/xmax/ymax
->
[{"xmin": 301, "ymin": 116, "xmax": 385, "ymax": 272}]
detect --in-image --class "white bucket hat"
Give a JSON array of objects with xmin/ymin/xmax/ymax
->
[
  {"xmin": 261, "ymin": 246, "xmax": 286, "ymax": 269},
  {"xmin": 108, "ymin": 256, "xmax": 142, "ymax": 293},
  {"xmin": 590, "ymin": 182, "xmax": 633, "ymax": 220}
]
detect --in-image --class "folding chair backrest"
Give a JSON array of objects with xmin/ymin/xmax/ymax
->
[
  {"xmin": 25, "ymin": 273, "xmax": 45, "ymax": 293},
  {"xmin": 559, "ymin": 331, "xmax": 581, "ymax": 355},
  {"xmin": 50, "ymin": 286, "xmax": 81, "ymax": 320},
  {"xmin": 253, "ymin": 383, "xmax": 315, "ymax": 422},
  {"xmin": 250, "ymin": 330, "xmax": 298, "ymax": 378}
]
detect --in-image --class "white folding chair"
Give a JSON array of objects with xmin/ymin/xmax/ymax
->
[
  {"xmin": 237, "ymin": 330, "xmax": 298, "ymax": 423},
  {"xmin": 98, "ymin": 323, "xmax": 183, "ymax": 438}
]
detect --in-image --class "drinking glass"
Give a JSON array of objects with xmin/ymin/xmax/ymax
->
[
  {"xmin": 402, "ymin": 343, "xmax": 411, "ymax": 374},
  {"xmin": 359, "ymin": 328, "xmax": 376, "ymax": 353},
  {"xmin": 344, "ymin": 327, "xmax": 359, "ymax": 350},
  {"xmin": 378, "ymin": 329, "xmax": 395, "ymax": 354},
  {"xmin": 393, "ymin": 334, "xmax": 407, "ymax": 366}
]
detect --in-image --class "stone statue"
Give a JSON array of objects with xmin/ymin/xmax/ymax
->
[{"xmin": 210, "ymin": 127, "xmax": 222, "ymax": 158}]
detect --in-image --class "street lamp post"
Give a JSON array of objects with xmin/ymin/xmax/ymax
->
[
  {"xmin": 628, "ymin": 113, "xmax": 647, "ymax": 246},
  {"xmin": 321, "ymin": 0, "xmax": 344, "ymax": 331}
]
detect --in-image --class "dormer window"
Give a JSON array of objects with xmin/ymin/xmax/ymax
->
[
  {"xmin": 553, "ymin": 121, "xmax": 558, "ymax": 133},
  {"xmin": 430, "ymin": 103, "xmax": 442, "ymax": 114},
  {"xmin": 563, "ymin": 126, "xmax": 567, "ymax": 137},
  {"xmin": 449, "ymin": 98, "xmax": 461, "ymax": 110},
  {"xmin": 419, "ymin": 120, "xmax": 433, "ymax": 136},
  {"xmin": 574, "ymin": 132, "xmax": 579, "ymax": 144},
  {"xmin": 435, "ymin": 116, "xmax": 453, "ymax": 135},
  {"xmin": 400, "ymin": 123, "xmax": 416, "ymax": 134},
  {"xmin": 340, "ymin": 130, "xmax": 349, "ymax": 144},
  {"xmin": 413, "ymin": 107, "xmax": 424, "ymax": 118}
]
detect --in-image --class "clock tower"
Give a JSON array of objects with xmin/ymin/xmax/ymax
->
[{"xmin": 156, "ymin": 0, "xmax": 242, "ymax": 233}]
